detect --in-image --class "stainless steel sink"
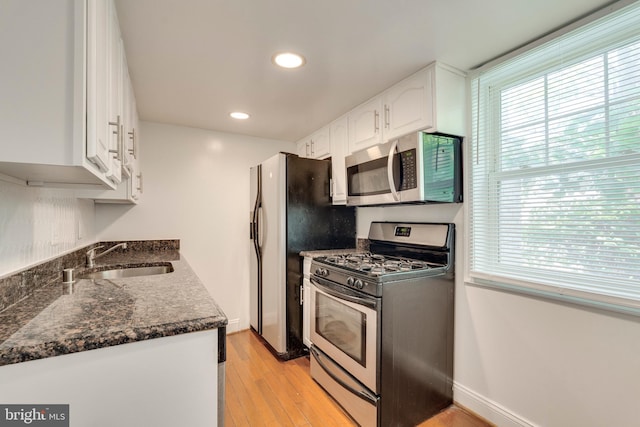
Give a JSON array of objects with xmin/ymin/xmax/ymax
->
[{"xmin": 80, "ymin": 264, "xmax": 174, "ymax": 279}]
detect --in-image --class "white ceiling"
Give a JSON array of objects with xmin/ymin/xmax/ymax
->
[{"xmin": 114, "ymin": 0, "xmax": 615, "ymax": 142}]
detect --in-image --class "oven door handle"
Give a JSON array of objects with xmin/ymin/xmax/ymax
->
[
  {"xmin": 310, "ymin": 346, "xmax": 378, "ymax": 405},
  {"xmin": 310, "ymin": 276, "xmax": 378, "ymax": 310},
  {"xmin": 387, "ymin": 138, "xmax": 400, "ymax": 201}
]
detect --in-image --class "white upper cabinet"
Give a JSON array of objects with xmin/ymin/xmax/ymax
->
[
  {"xmin": 347, "ymin": 96, "xmax": 383, "ymax": 153},
  {"xmin": 296, "ymin": 139, "xmax": 309, "ymax": 157},
  {"xmin": 101, "ymin": 0, "xmax": 125, "ymax": 185},
  {"xmin": 86, "ymin": 0, "xmax": 111, "ymax": 175},
  {"xmin": 329, "ymin": 116, "xmax": 349, "ymax": 205},
  {"xmin": 382, "ymin": 66, "xmax": 434, "ymax": 141},
  {"xmin": 0, "ymin": 0, "xmax": 117, "ymax": 188},
  {"xmin": 297, "ymin": 126, "xmax": 331, "ymax": 159},
  {"xmin": 78, "ymin": 2, "xmax": 143, "ymax": 205},
  {"xmin": 348, "ymin": 62, "xmax": 465, "ymax": 153},
  {"xmin": 297, "ymin": 61, "xmax": 464, "ymax": 204}
]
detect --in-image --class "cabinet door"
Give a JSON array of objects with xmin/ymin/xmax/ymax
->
[
  {"xmin": 348, "ymin": 96, "xmax": 382, "ymax": 153},
  {"xmin": 296, "ymin": 138, "xmax": 310, "ymax": 157},
  {"xmin": 302, "ymin": 256, "xmax": 312, "ymax": 348},
  {"xmin": 303, "ymin": 277, "xmax": 311, "ymax": 347},
  {"xmin": 330, "ymin": 117, "xmax": 348, "ymax": 204},
  {"xmin": 309, "ymin": 126, "xmax": 331, "ymax": 159},
  {"xmin": 122, "ymin": 58, "xmax": 138, "ymax": 178},
  {"xmin": 86, "ymin": 0, "xmax": 111, "ymax": 173},
  {"xmin": 383, "ymin": 67, "xmax": 434, "ymax": 141},
  {"xmin": 105, "ymin": 0, "xmax": 123, "ymax": 184}
]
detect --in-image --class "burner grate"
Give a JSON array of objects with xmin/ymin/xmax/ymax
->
[{"xmin": 321, "ymin": 253, "xmax": 436, "ymax": 276}]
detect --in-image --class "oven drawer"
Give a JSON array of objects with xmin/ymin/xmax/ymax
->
[{"xmin": 310, "ymin": 346, "xmax": 378, "ymax": 427}]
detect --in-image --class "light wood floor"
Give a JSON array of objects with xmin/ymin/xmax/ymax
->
[{"xmin": 225, "ymin": 330, "xmax": 492, "ymax": 427}]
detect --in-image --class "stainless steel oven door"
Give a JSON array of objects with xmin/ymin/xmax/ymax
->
[{"xmin": 310, "ymin": 276, "xmax": 379, "ymax": 393}]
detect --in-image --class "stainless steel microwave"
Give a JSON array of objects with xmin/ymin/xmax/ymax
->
[{"xmin": 345, "ymin": 132, "xmax": 462, "ymax": 206}]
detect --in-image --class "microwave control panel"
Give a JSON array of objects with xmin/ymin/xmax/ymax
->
[{"xmin": 400, "ymin": 149, "xmax": 417, "ymax": 190}]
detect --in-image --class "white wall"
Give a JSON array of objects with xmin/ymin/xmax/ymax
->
[
  {"xmin": 454, "ymin": 283, "xmax": 640, "ymax": 427},
  {"xmin": 0, "ymin": 179, "xmax": 95, "ymax": 277},
  {"xmin": 95, "ymin": 121, "xmax": 295, "ymax": 333}
]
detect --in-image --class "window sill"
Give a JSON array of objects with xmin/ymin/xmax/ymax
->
[{"xmin": 465, "ymin": 274, "xmax": 640, "ymax": 318}]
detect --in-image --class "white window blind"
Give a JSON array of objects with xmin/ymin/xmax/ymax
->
[{"xmin": 469, "ymin": 1, "xmax": 640, "ymax": 312}]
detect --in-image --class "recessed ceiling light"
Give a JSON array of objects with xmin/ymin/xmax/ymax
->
[
  {"xmin": 230, "ymin": 112, "xmax": 250, "ymax": 120},
  {"xmin": 272, "ymin": 52, "xmax": 306, "ymax": 69}
]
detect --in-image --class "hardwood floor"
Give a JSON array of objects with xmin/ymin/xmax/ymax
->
[{"xmin": 224, "ymin": 330, "xmax": 492, "ymax": 427}]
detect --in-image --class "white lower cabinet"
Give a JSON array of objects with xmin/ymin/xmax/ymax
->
[
  {"xmin": 303, "ymin": 256, "xmax": 312, "ymax": 348},
  {"xmin": 0, "ymin": 330, "xmax": 219, "ymax": 427}
]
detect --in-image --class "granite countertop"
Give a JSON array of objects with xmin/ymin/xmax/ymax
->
[
  {"xmin": 0, "ymin": 245, "xmax": 227, "ymax": 366},
  {"xmin": 299, "ymin": 248, "xmax": 359, "ymax": 258}
]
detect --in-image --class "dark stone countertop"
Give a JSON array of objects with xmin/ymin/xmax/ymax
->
[
  {"xmin": 299, "ymin": 239, "xmax": 369, "ymax": 258},
  {"xmin": 299, "ymin": 248, "xmax": 359, "ymax": 258},
  {"xmin": 0, "ymin": 246, "xmax": 227, "ymax": 366}
]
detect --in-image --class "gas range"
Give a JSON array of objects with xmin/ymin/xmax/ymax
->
[
  {"xmin": 310, "ymin": 222, "xmax": 454, "ymax": 297},
  {"xmin": 309, "ymin": 222, "xmax": 455, "ymax": 426}
]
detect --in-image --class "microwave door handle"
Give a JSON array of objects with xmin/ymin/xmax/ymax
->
[{"xmin": 387, "ymin": 139, "xmax": 400, "ymax": 201}]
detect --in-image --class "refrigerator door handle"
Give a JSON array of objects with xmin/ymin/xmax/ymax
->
[
  {"xmin": 257, "ymin": 206, "xmax": 264, "ymax": 248},
  {"xmin": 252, "ymin": 164, "xmax": 263, "ymax": 334}
]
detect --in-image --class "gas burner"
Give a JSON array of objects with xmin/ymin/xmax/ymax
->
[{"xmin": 318, "ymin": 252, "xmax": 436, "ymax": 276}]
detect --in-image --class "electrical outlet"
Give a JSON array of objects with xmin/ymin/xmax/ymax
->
[
  {"xmin": 77, "ymin": 219, "xmax": 84, "ymax": 240},
  {"xmin": 51, "ymin": 227, "xmax": 60, "ymax": 246}
]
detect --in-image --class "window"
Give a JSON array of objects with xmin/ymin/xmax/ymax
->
[{"xmin": 469, "ymin": 1, "xmax": 640, "ymax": 312}]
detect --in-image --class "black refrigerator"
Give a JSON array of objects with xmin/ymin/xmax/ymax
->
[{"xmin": 249, "ymin": 152, "xmax": 356, "ymax": 359}]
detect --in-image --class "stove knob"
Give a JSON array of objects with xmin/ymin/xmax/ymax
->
[
  {"xmin": 315, "ymin": 268, "xmax": 328, "ymax": 277},
  {"xmin": 354, "ymin": 279, "xmax": 364, "ymax": 289},
  {"xmin": 347, "ymin": 277, "xmax": 355, "ymax": 286}
]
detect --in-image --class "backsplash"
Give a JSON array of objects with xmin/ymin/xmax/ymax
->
[
  {"xmin": 0, "ymin": 239, "xmax": 180, "ymax": 314},
  {"xmin": 0, "ymin": 179, "xmax": 96, "ymax": 277}
]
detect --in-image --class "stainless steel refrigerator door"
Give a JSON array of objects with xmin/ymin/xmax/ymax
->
[
  {"xmin": 249, "ymin": 165, "xmax": 260, "ymax": 333},
  {"xmin": 259, "ymin": 154, "xmax": 287, "ymax": 353}
]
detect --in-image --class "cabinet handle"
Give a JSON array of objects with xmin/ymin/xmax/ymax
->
[
  {"xmin": 300, "ymin": 284, "xmax": 304, "ymax": 305},
  {"xmin": 310, "ymin": 139, "xmax": 315, "ymax": 156},
  {"xmin": 384, "ymin": 105, "xmax": 390, "ymax": 129},
  {"xmin": 108, "ymin": 115, "xmax": 122, "ymax": 161},
  {"xmin": 137, "ymin": 173, "xmax": 143, "ymax": 193},
  {"xmin": 374, "ymin": 110, "xmax": 380, "ymax": 133},
  {"xmin": 128, "ymin": 128, "xmax": 137, "ymax": 159},
  {"xmin": 305, "ymin": 142, "xmax": 310, "ymax": 157}
]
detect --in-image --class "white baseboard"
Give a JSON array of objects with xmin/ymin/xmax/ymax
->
[
  {"xmin": 225, "ymin": 318, "xmax": 240, "ymax": 334},
  {"xmin": 453, "ymin": 382, "xmax": 536, "ymax": 427}
]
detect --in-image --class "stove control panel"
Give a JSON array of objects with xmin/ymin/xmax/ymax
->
[
  {"xmin": 315, "ymin": 268, "xmax": 329, "ymax": 277},
  {"xmin": 346, "ymin": 277, "xmax": 365, "ymax": 289}
]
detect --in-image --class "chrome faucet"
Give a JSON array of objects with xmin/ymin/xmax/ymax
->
[{"xmin": 86, "ymin": 243, "xmax": 128, "ymax": 268}]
